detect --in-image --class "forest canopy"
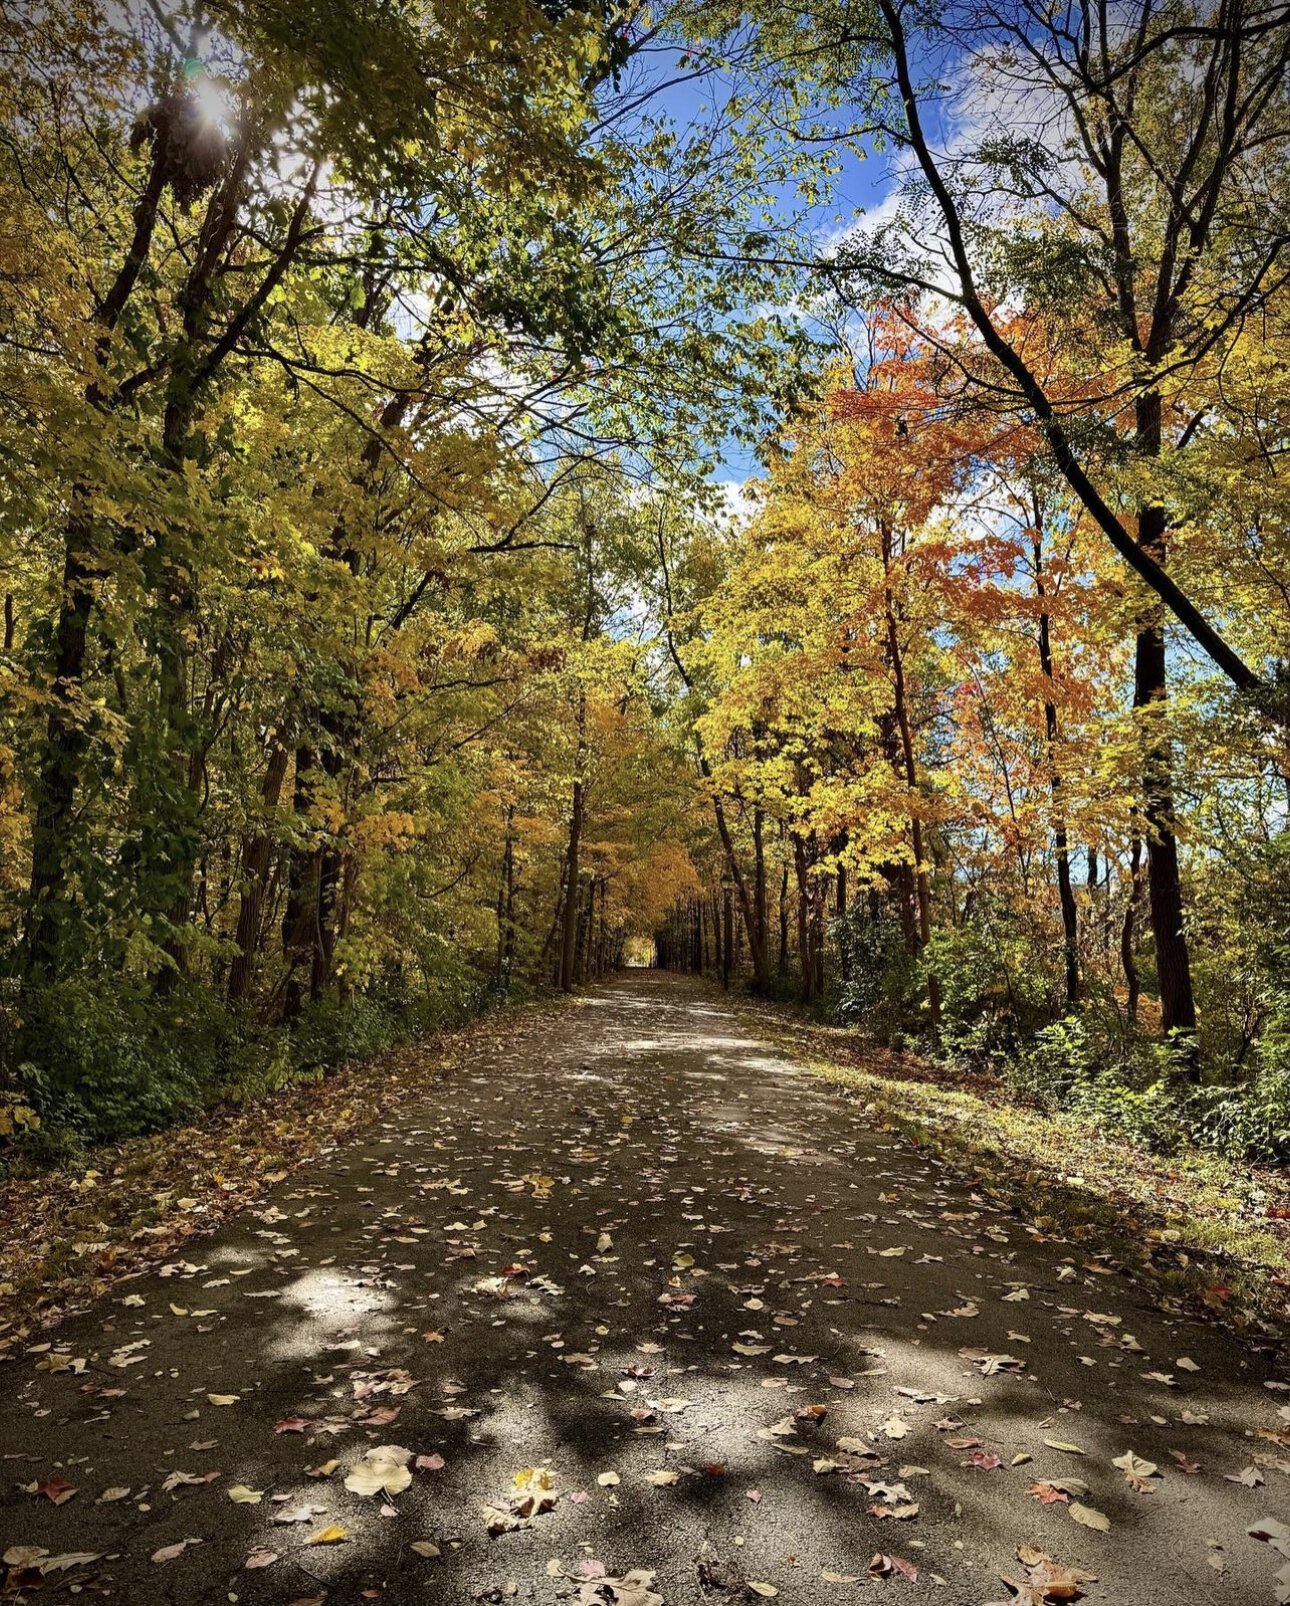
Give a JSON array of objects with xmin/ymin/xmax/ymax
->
[{"xmin": 1, "ymin": 0, "xmax": 1288, "ymax": 1166}]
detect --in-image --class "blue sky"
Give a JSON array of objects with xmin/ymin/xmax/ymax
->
[{"xmin": 630, "ymin": 44, "xmax": 897, "ymax": 488}]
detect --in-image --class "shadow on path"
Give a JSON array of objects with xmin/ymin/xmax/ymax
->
[{"xmin": 0, "ymin": 974, "xmax": 1287, "ymax": 1604}]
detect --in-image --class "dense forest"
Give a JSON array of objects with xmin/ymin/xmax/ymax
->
[{"xmin": 1, "ymin": 0, "xmax": 1288, "ymax": 1167}]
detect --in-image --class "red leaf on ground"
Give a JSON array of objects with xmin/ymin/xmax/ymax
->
[{"xmin": 33, "ymin": 1477, "xmax": 78, "ymax": 1505}]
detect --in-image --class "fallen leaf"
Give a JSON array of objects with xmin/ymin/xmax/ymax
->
[
  {"xmin": 152, "ymin": 1538, "xmax": 201, "ymax": 1564},
  {"xmin": 26, "ymin": 1477, "xmax": 78, "ymax": 1506},
  {"xmin": 1068, "ymin": 1502, "xmax": 1111, "ymax": 1532},
  {"xmin": 344, "ymin": 1444, "xmax": 413, "ymax": 1499},
  {"xmin": 1111, "ymin": 1450, "xmax": 1158, "ymax": 1480}
]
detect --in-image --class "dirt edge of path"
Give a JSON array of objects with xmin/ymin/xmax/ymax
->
[
  {"xmin": 734, "ymin": 992, "xmax": 1290, "ymax": 1352},
  {"xmin": 0, "ymin": 991, "xmax": 575, "ymax": 1353}
]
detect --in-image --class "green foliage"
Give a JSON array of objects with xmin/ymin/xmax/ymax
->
[
  {"xmin": 1187, "ymin": 1072, "xmax": 1290, "ymax": 1165},
  {"xmin": 925, "ymin": 917, "xmax": 1057, "ymax": 1068},
  {"xmin": 826, "ymin": 898, "xmax": 1290, "ymax": 1165},
  {"xmin": 1191, "ymin": 926, "xmax": 1290, "ymax": 1162},
  {"xmin": 7, "ymin": 948, "xmax": 505, "ymax": 1149},
  {"xmin": 833, "ymin": 910, "xmax": 921, "ymax": 1045},
  {"xmin": 287, "ymin": 955, "xmax": 492, "ymax": 1077},
  {"xmin": 0, "ymin": 0, "xmax": 812, "ymax": 1151},
  {"xmin": 2, "ymin": 0, "xmax": 1287, "ymax": 1190},
  {"xmin": 1002, "ymin": 1004, "xmax": 1290, "ymax": 1164},
  {"xmin": 13, "ymin": 980, "xmax": 223, "ymax": 1144}
]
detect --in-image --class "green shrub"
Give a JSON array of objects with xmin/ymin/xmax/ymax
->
[
  {"xmin": 1065, "ymin": 1066, "xmax": 1192, "ymax": 1153},
  {"xmin": 818, "ymin": 854, "xmax": 1290, "ymax": 1167},
  {"xmin": 1186, "ymin": 1072, "xmax": 1290, "ymax": 1163},
  {"xmin": 15, "ymin": 978, "xmax": 230, "ymax": 1144},
  {"xmin": 1009, "ymin": 1014, "xmax": 1098, "ymax": 1104},
  {"xmin": 834, "ymin": 911, "xmax": 922, "ymax": 1045},
  {"xmin": 1187, "ymin": 912, "xmax": 1290, "ymax": 1162},
  {"xmin": 925, "ymin": 914, "xmax": 1056, "ymax": 1069},
  {"xmin": 5, "ymin": 944, "xmax": 505, "ymax": 1150}
]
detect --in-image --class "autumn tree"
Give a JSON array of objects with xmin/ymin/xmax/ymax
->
[{"xmin": 679, "ymin": 0, "xmax": 1285, "ymax": 1049}]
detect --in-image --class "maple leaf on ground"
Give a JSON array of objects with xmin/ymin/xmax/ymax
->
[
  {"xmin": 991, "ymin": 1545, "xmax": 1097, "ymax": 1603},
  {"xmin": 23, "ymin": 1478, "xmax": 77, "ymax": 1505},
  {"xmin": 151, "ymin": 1538, "xmax": 201, "ymax": 1564},
  {"xmin": 344, "ymin": 1444, "xmax": 413, "ymax": 1498}
]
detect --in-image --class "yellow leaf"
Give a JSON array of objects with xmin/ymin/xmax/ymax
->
[{"xmin": 305, "ymin": 1524, "xmax": 348, "ymax": 1545}]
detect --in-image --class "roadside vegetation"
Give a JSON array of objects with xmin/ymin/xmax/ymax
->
[{"xmin": 743, "ymin": 997, "xmax": 1290, "ymax": 1332}]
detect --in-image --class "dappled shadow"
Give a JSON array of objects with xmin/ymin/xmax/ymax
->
[{"xmin": 0, "ymin": 973, "xmax": 1285, "ymax": 1605}]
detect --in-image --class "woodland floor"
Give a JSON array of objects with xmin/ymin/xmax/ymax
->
[{"xmin": 2, "ymin": 972, "xmax": 1289, "ymax": 1606}]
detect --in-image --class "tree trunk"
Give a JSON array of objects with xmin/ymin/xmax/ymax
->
[
  {"xmin": 558, "ymin": 773, "xmax": 584, "ymax": 993},
  {"xmin": 335, "ymin": 855, "xmax": 357, "ymax": 1007},
  {"xmin": 1033, "ymin": 528, "xmax": 1080, "ymax": 1008},
  {"xmin": 793, "ymin": 836, "xmax": 813, "ymax": 1004},
  {"xmin": 812, "ymin": 881, "xmax": 825, "ymax": 997},
  {"xmin": 777, "ymin": 861, "xmax": 789, "ymax": 975},
  {"xmin": 706, "ymin": 787, "xmax": 772, "ymax": 992},
  {"xmin": 144, "ymin": 142, "xmax": 262, "ymax": 978},
  {"xmin": 711, "ymin": 889, "xmax": 722, "ymax": 979},
  {"xmin": 1133, "ymin": 497, "xmax": 1197, "ymax": 1049},
  {"xmin": 24, "ymin": 527, "xmax": 97, "ymax": 981},
  {"xmin": 1054, "ymin": 817, "xmax": 1080, "ymax": 1009},
  {"xmin": 576, "ymin": 874, "xmax": 595, "ymax": 983},
  {"xmin": 22, "ymin": 145, "xmax": 171, "ymax": 981},
  {"xmin": 882, "ymin": 534, "xmax": 939, "ymax": 1029},
  {"xmin": 496, "ymin": 810, "xmax": 516, "ymax": 987},
  {"xmin": 537, "ymin": 873, "xmax": 563, "ymax": 982},
  {"xmin": 228, "ymin": 736, "xmax": 290, "ymax": 1004},
  {"xmin": 1129, "ymin": 385, "xmax": 1197, "ymax": 1053},
  {"xmin": 281, "ymin": 746, "xmax": 319, "ymax": 1024},
  {"xmin": 836, "ymin": 859, "xmax": 851, "ymax": 984},
  {"xmin": 1121, "ymin": 836, "xmax": 1143, "ymax": 1027},
  {"xmin": 753, "ymin": 805, "xmax": 769, "ymax": 974}
]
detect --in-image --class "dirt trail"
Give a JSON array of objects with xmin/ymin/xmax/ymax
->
[{"xmin": 1, "ymin": 973, "xmax": 1287, "ymax": 1604}]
